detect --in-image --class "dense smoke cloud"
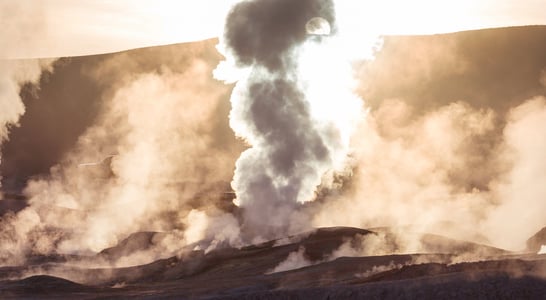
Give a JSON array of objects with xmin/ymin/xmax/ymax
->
[
  {"xmin": 216, "ymin": 0, "xmax": 363, "ymax": 241},
  {"xmin": 222, "ymin": 0, "xmax": 335, "ymax": 70}
]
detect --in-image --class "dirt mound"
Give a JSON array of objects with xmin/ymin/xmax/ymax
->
[
  {"xmin": 0, "ymin": 275, "xmax": 97, "ymax": 298},
  {"xmin": 99, "ymin": 231, "xmax": 167, "ymax": 262}
]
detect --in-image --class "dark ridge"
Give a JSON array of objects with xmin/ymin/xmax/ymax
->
[
  {"xmin": 0, "ymin": 226, "xmax": 544, "ymax": 299},
  {"xmin": 99, "ymin": 231, "xmax": 166, "ymax": 262},
  {"xmin": 354, "ymin": 257, "xmax": 546, "ymax": 284},
  {"xmin": 0, "ymin": 275, "xmax": 96, "ymax": 294},
  {"xmin": 419, "ymin": 233, "xmax": 509, "ymax": 256}
]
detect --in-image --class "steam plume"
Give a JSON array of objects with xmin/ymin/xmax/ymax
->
[
  {"xmin": 1, "ymin": 43, "xmax": 243, "ymax": 266},
  {"xmin": 24, "ymin": 55, "xmax": 239, "ymax": 258},
  {"xmin": 0, "ymin": 59, "xmax": 54, "ymax": 265},
  {"xmin": 313, "ymin": 96, "xmax": 546, "ymax": 251},
  {"xmin": 216, "ymin": 0, "xmax": 363, "ymax": 240}
]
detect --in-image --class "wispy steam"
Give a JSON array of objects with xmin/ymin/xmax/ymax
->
[
  {"xmin": 1, "ymin": 43, "xmax": 243, "ymax": 266},
  {"xmin": 268, "ymin": 246, "xmax": 312, "ymax": 274},
  {"xmin": 313, "ymin": 94, "xmax": 546, "ymax": 251},
  {"xmin": 29, "ymin": 58, "xmax": 238, "ymax": 257},
  {"xmin": 483, "ymin": 97, "xmax": 546, "ymax": 249},
  {"xmin": 215, "ymin": 0, "xmax": 363, "ymax": 240},
  {"xmin": 0, "ymin": 59, "xmax": 54, "ymax": 264}
]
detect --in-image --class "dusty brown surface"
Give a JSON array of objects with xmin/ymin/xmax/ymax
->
[{"xmin": 0, "ymin": 226, "xmax": 545, "ymax": 299}]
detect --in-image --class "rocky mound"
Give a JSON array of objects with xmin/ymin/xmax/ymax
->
[
  {"xmin": 0, "ymin": 275, "xmax": 97, "ymax": 298},
  {"xmin": 98, "ymin": 231, "xmax": 167, "ymax": 263},
  {"xmin": 2, "ymin": 226, "xmax": 544, "ymax": 299}
]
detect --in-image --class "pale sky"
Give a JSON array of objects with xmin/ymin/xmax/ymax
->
[{"xmin": 1, "ymin": 0, "xmax": 545, "ymax": 59}]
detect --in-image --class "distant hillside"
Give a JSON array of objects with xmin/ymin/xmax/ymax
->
[
  {"xmin": 2, "ymin": 26, "xmax": 546, "ymax": 188},
  {"xmin": 358, "ymin": 25, "xmax": 546, "ymax": 113},
  {"xmin": 1, "ymin": 39, "xmax": 228, "ymax": 188}
]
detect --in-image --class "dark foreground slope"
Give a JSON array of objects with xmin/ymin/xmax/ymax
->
[{"xmin": 1, "ymin": 227, "xmax": 545, "ymax": 299}]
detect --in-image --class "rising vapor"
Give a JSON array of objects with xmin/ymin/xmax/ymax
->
[
  {"xmin": 0, "ymin": 59, "xmax": 55, "ymax": 265},
  {"xmin": 215, "ymin": 0, "xmax": 364, "ymax": 240},
  {"xmin": 24, "ymin": 51, "xmax": 241, "ymax": 259},
  {"xmin": 0, "ymin": 42, "xmax": 245, "ymax": 266}
]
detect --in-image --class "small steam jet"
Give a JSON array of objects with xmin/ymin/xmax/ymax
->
[
  {"xmin": 76, "ymin": 154, "xmax": 236, "ymax": 205},
  {"xmin": 77, "ymin": 155, "xmax": 117, "ymax": 179}
]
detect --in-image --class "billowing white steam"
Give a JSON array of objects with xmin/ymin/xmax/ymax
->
[
  {"xmin": 24, "ymin": 59, "xmax": 240, "ymax": 257},
  {"xmin": 215, "ymin": 0, "xmax": 366, "ymax": 240},
  {"xmin": 0, "ymin": 59, "xmax": 54, "ymax": 264},
  {"xmin": 313, "ymin": 96, "xmax": 546, "ymax": 251},
  {"xmin": 1, "ymin": 45, "xmax": 244, "ymax": 266}
]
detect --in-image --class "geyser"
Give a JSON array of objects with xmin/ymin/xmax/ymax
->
[{"xmin": 215, "ymin": 0, "xmax": 363, "ymax": 241}]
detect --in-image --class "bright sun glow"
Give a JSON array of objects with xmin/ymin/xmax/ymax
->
[
  {"xmin": 298, "ymin": 33, "xmax": 364, "ymax": 159},
  {"xmin": 1, "ymin": 0, "xmax": 545, "ymax": 58}
]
